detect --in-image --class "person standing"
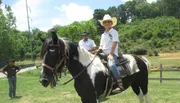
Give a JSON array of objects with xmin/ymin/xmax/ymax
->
[
  {"xmin": 98, "ymin": 14, "xmax": 123, "ymax": 92},
  {"xmin": 0, "ymin": 59, "xmax": 20, "ymax": 99},
  {"xmin": 79, "ymin": 32, "xmax": 97, "ymax": 52}
]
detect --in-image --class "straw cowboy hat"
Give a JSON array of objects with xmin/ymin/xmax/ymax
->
[{"xmin": 98, "ymin": 14, "xmax": 117, "ymax": 27}]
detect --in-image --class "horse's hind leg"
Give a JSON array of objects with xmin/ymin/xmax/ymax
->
[
  {"xmin": 140, "ymin": 84, "xmax": 150, "ymax": 103},
  {"xmin": 131, "ymin": 83, "xmax": 144, "ymax": 103}
]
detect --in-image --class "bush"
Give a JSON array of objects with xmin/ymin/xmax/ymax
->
[
  {"xmin": 147, "ymin": 50, "xmax": 153, "ymax": 56},
  {"xmin": 129, "ymin": 46, "xmax": 148, "ymax": 55},
  {"xmin": 154, "ymin": 50, "xmax": 159, "ymax": 56},
  {"xmin": 118, "ymin": 17, "xmax": 179, "ymax": 53},
  {"xmin": 147, "ymin": 49, "xmax": 159, "ymax": 56}
]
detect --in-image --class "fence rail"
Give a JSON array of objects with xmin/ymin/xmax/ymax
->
[{"xmin": 149, "ymin": 64, "xmax": 180, "ymax": 83}]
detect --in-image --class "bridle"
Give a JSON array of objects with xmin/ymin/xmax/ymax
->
[
  {"xmin": 42, "ymin": 39, "xmax": 67, "ymax": 78},
  {"xmin": 42, "ymin": 57, "xmax": 66, "ymax": 73}
]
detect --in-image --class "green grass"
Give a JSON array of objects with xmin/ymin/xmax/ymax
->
[
  {"xmin": 147, "ymin": 56, "xmax": 180, "ymax": 69},
  {"xmin": 0, "ymin": 69, "xmax": 180, "ymax": 103},
  {"xmin": 15, "ymin": 60, "xmax": 41, "ymax": 66}
]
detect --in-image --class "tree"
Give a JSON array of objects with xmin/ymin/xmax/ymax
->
[
  {"xmin": 93, "ymin": 9, "xmax": 107, "ymax": 34},
  {"xmin": 0, "ymin": 4, "xmax": 17, "ymax": 61},
  {"xmin": 135, "ymin": 2, "xmax": 152, "ymax": 19},
  {"xmin": 56, "ymin": 20, "xmax": 99, "ymax": 44},
  {"xmin": 134, "ymin": 0, "xmax": 147, "ymax": 2},
  {"xmin": 157, "ymin": 0, "xmax": 180, "ymax": 17}
]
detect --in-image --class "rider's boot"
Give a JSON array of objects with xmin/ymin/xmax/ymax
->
[{"xmin": 112, "ymin": 78, "xmax": 124, "ymax": 93}]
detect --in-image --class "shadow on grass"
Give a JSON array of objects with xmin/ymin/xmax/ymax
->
[
  {"xmin": 14, "ymin": 96, "xmax": 23, "ymax": 99},
  {"xmin": 108, "ymin": 90, "xmax": 124, "ymax": 96}
]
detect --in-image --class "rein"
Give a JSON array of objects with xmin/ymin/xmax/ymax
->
[{"xmin": 62, "ymin": 52, "xmax": 98, "ymax": 85}]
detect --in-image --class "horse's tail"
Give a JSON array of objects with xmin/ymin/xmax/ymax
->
[{"xmin": 141, "ymin": 56, "xmax": 151, "ymax": 71}]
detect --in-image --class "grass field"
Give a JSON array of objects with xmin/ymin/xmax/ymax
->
[
  {"xmin": 0, "ymin": 52, "xmax": 180, "ymax": 103},
  {"xmin": 0, "ymin": 69, "xmax": 180, "ymax": 103},
  {"xmin": 146, "ymin": 52, "xmax": 180, "ymax": 70}
]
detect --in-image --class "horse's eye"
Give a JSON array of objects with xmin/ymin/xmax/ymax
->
[{"xmin": 49, "ymin": 49, "xmax": 55, "ymax": 52}]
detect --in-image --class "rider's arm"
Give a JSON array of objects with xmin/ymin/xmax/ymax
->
[{"xmin": 109, "ymin": 42, "xmax": 118, "ymax": 55}]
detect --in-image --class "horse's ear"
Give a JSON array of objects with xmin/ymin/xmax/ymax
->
[{"xmin": 51, "ymin": 31, "xmax": 58, "ymax": 44}]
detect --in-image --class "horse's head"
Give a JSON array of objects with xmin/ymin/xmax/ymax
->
[{"xmin": 39, "ymin": 31, "xmax": 66, "ymax": 88}]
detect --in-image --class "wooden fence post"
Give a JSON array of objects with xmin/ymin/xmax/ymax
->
[{"xmin": 160, "ymin": 64, "xmax": 162, "ymax": 83}]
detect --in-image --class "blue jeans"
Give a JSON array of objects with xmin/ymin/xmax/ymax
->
[
  {"xmin": 8, "ymin": 76, "xmax": 16, "ymax": 98},
  {"xmin": 108, "ymin": 54, "xmax": 120, "ymax": 79}
]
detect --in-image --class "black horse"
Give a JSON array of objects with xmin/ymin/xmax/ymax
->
[{"xmin": 39, "ymin": 32, "xmax": 151, "ymax": 103}]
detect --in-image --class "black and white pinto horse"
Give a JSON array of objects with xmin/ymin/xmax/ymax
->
[{"xmin": 39, "ymin": 33, "xmax": 151, "ymax": 103}]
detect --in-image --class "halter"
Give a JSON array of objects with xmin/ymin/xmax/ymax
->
[{"xmin": 42, "ymin": 56, "xmax": 66, "ymax": 72}]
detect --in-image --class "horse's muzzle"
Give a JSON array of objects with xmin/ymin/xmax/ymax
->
[{"xmin": 40, "ymin": 78, "xmax": 49, "ymax": 87}]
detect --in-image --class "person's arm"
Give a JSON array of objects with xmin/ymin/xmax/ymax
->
[
  {"xmin": 15, "ymin": 66, "xmax": 21, "ymax": 73},
  {"xmin": 97, "ymin": 34, "xmax": 104, "ymax": 51},
  {"xmin": 110, "ymin": 42, "xmax": 118, "ymax": 55},
  {"xmin": 108, "ymin": 42, "xmax": 118, "ymax": 60},
  {"xmin": 2, "ymin": 69, "xmax": 7, "ymax": 75},
  {"xmin": 88, "ymin": 40, "xmax": 98, "ymax": 52},
  {"xmin": 88, "ymin": 47, "xmax": 97, "ymax": 52},
  {"xmin": 108, "ymin": 30, "xmax": 119, "ymax": 60},
  {"xmin": 2, "ymin": 71, "xmax": 7, "ymax": 75},
  {"xmin": 1, "ymin": 65, "xmax": 7, "ymax": 75}
]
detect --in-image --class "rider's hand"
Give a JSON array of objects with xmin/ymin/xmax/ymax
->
[
  {"xmin": 95, "ymin": 49, "xmax": 101, "ymax": 53},
  {"xmin": 108, "ymin": 54, "xmax": 114, "ymax": 60}
]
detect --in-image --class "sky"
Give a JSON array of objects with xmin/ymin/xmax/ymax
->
[{"xmin": 1, "ymin": 0, "xmax": 157, "ymax": 31}]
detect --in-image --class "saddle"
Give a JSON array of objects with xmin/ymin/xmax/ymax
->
[{"xmin": 97, "ymin": 52, "xmax": 131, "ymax": 78}]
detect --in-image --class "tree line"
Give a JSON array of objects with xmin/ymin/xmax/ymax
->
[{"xmin": 0, "ymin": 0, "xmax": 180, "ymax": 61}]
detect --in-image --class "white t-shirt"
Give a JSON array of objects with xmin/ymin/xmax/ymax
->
[
  {"xmin": 79, "ymin": 39, "xmax": 96, "ymax": 51},
  {"xmin": 100, "ymin": 28, "xmax": 119, "ymax": 56}
]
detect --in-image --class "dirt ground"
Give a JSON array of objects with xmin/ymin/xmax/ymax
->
[{"xmin": 159, "ymin": 52, "xmax": 180, "ymax": 60}]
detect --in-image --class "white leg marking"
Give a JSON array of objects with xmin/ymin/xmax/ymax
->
[
  {"xmin": 144, "ymin": 93, "xmax": 151, "ymax": 103},
  {"xmin": 137, "ymin": 91, "xmax": 144, "ymax": 103},
  {"xmin": 97, "ymin": 99, "xmax": 100, "ymax": 103}
]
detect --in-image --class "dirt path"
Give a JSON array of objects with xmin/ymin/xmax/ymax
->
[{"xmin": 160, "ymin": 52, "xmax": 180, "ymax": 60}]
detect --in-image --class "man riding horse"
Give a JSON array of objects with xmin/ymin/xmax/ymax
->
[{"xmin": 98, "ymin": 14, "xmax": 124, "ymax": 92}]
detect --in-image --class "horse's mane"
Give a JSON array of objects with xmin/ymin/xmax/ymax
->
[{"xmin": 78, "ymin": 46, "xmax": 98, "ymax": 66}]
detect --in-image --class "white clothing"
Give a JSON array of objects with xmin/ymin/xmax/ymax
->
[
  {"xmin": 79, "ymin": 39, "xmax": 96, "ymax": 51},
  {"xmin": 100, "ymin": 28, "xmax": 119, "ymax": 56}
]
